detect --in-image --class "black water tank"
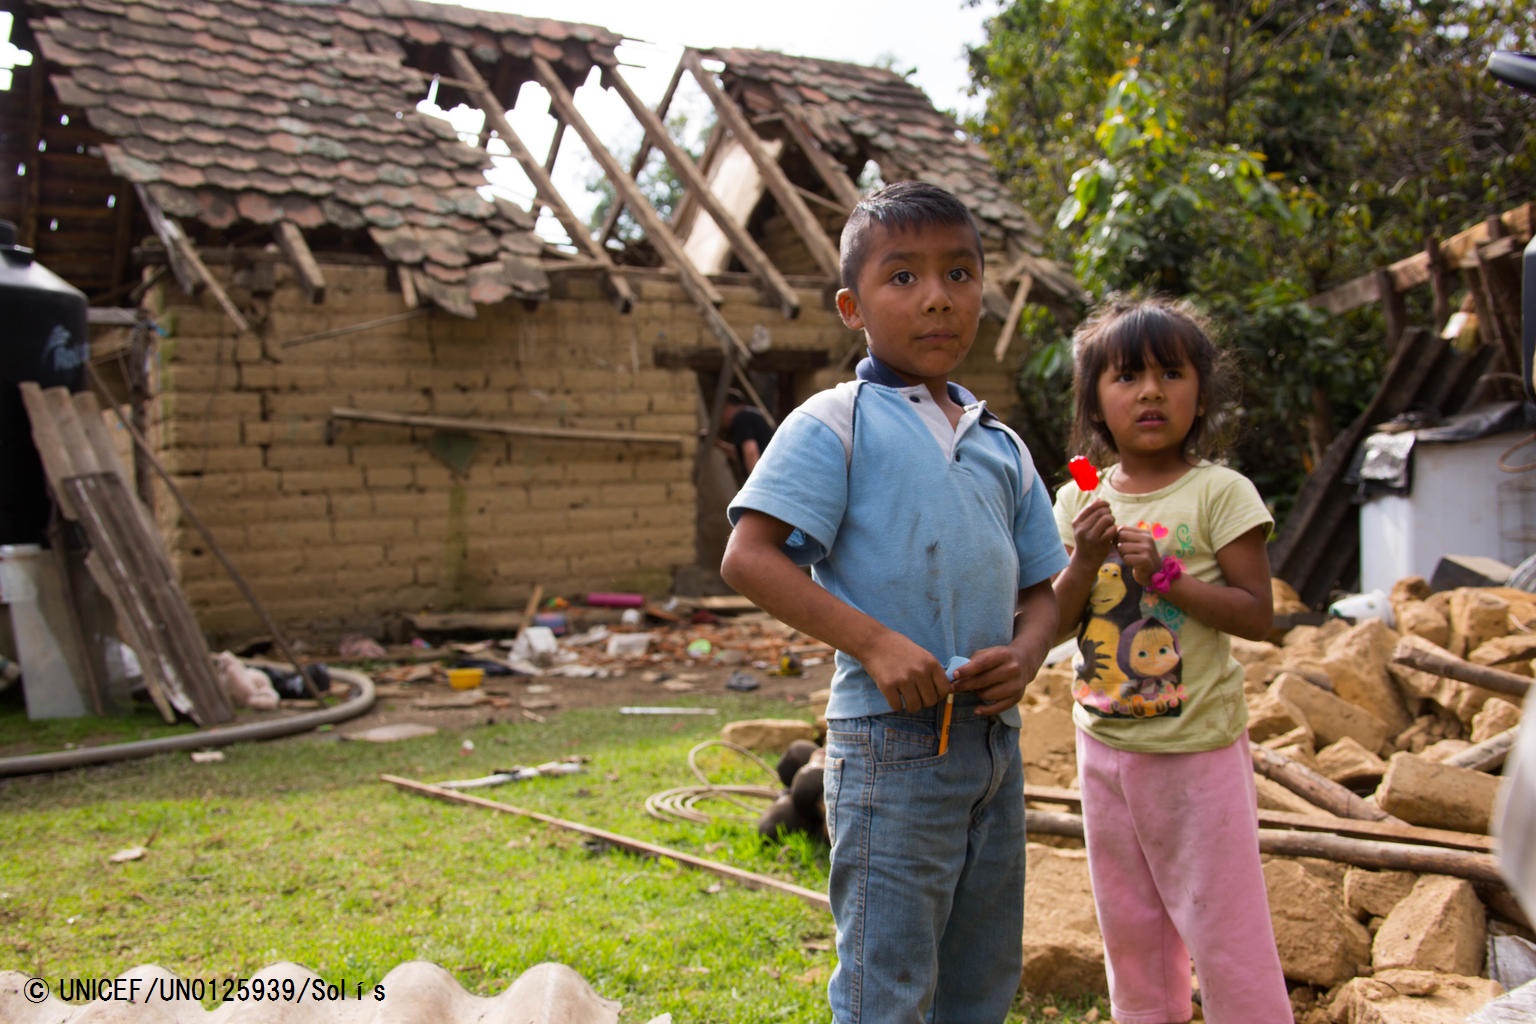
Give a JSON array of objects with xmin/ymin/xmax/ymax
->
[{"xmin": 0, "ymin": 220, "xmax": 89, "ymax": 545}]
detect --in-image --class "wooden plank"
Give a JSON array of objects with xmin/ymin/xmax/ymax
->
[
  {"xmin": 682, "ymin": 49, "xmax": 841, "ymax": 279},
  {"xmin": 777, "ymin": 106, "xmax": 862, "ymax": 210},
  {"xmin": 1024, "ymin": 784, "xmax": 1496, "ymax": 853},
  {"xmin": 383, "ymin": 774, "xmax": 832, "ymax": 911},
  {"xmin": 605, "ymin": 64, "xmax": 802, "ymax": 320},
  {"xmin": 273, "ymin": 220, "xmax": 327, "ymax": 303},
  {"xmin": 599, "ymin": 59, "xmax": 686, "ymax": 246},
  {"xmin": 133, "ymin": 183, "xmax": 251, "ymax": 334},
  {"xmin": 531, "ymin": 56, "xmax": 755, "ymax": 368},
  {"xmin": 329, "ymin": 406, "xmax": 686, "ymax": 448},
  {"xmin": 446, "ymin": 48, "xmax": 635, "ymax": 314},
  {"xmin": 531, "ymin": 56, "xmax": 723, "ymax": 309},
  {"xmin": 992, "ymin": 272, "xmax": 1034, "ymax": 362}
]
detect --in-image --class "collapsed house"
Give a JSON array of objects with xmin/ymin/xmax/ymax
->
[{"xmin": 0, "ymin": 0, "xmax": 1086, "ymax": 651}]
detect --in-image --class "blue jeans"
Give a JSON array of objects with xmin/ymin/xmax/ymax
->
[{"xmin": 823, "ymin": 695, "xmax": 1026, "ymax": 1024}]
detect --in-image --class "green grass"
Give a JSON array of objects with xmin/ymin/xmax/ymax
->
[{"xmin": 0, "ymin": 694, "xmax": 1109, "ymax": 1022}]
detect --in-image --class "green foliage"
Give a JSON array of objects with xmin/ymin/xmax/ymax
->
[
  {"xmin": 587, "ymin": 110, "xmax": 704, "ymax": 249},
  {"xmin": 0, "ymin": 699, "xmax": 1108, "ymax": 1023},
  {"xmin": 971, "ymin": 0, "xmax": 1536, "ymax": 525}
]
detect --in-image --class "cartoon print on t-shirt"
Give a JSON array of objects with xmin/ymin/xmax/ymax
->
[{"xmin": 1073, "ymin": 547, "xmax": 1186, "ymax": 719}]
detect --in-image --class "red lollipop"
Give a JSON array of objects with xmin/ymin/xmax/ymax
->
[{"xmin": 1068, "ymin": 456, "xmax": 1099, "ymax": 491}]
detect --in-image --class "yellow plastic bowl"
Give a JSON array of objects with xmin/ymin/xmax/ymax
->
[{"xmin": 448, "ymin": 667, "xmax": 484, "ymax": 690}]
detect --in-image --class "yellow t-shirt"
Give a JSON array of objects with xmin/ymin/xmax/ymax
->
[{"xmin": 1052, "ymin": 461, "xmax": 1272, "ymax": 753}]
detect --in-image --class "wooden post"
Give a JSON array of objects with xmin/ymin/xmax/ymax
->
[
  {"xmin": 134, "ymin": 184, "xmax": 251, "ymax": 334},
  {"xmin": 273, "ymin": 221, "xmax": 326, "ymax": 303}
]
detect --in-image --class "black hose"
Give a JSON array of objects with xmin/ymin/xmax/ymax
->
[{"xmin": 0, "ymin": 667, "xmax": 375, "ymax": 777}]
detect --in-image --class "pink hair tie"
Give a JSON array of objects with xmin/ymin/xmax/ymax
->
[{"xmin": 1147, "ymin": 556, "xmax": 1184, "ymax": 595}]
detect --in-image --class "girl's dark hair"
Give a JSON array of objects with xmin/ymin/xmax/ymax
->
[{"xmin": 1068, "ymin": 292, "xmax": 1239, "ymax": 465}]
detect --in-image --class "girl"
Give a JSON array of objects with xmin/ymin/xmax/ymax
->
[{"xmin": 1052, "ymin": 294, "xmax": 1292, "ymax": 1024}]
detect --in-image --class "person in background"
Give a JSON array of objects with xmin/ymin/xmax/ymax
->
[
  {"xmin": 1051, "ymin": 293, "xmax": 1291, "ymax": 1024},
  {"xmin": 722, "ymin": 180, "xmax": 1066, "ymax": 1023},
  {"xmin": 718, "ymin": 387, "xmax": 774, "ymax": 478}
]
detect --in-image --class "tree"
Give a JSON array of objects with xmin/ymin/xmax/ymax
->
[{"xmin": 969, "ymin": 0, "xmax": 1536, "ymax": 523}]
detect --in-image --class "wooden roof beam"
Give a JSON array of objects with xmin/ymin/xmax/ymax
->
[
  {"xmin": 531, "ymin": 54, "xmax": 753, "ymax": 369},
  {"xmin": 777, "ymin": 107, "xmax": 863, "ymax": 211},
  {"xmin": 134, "ymin": 183, "xmax": 250, "ymax": 335},
  {"xmin": 599, "ymin": 60, "xmax": 686, "ymax": 247},
  {"xmin": 274, "ymin": 220, "xmax": 326, "ymax": 303},
  {"xmin": 603, "ymin": 63, "xmax": 802, "ymax": 320},
  {"xmin": 447, "ymin": 47, "xmax": 635, "ymax": 314},
  {"xmin": 682, "ymin": 49, "xmax": 842, "ymax": 280}
]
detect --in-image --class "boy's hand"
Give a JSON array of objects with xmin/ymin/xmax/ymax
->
[
  {"xmin": 861, "ymin": 631, "xmax": 951, "ymax": 713},
  {"xmin": 1114, "ymin": 525, "xmax": 1161, "ymax": 587},
  {"xmin": 950, "ymin": 645, "xmax": 1031, "ymax": 715},
  {"xmin": 1070, "ymin": 499, "xmax": 1117, "ymax": 567}
]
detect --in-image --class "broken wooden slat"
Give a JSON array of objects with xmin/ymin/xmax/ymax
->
[
  {"xmin": 1024, "ymin": 783, "xmax": 1495, "ymax": 853},
  {"xmin": 329, "ymin": 407, "xmax": 687, "ymax": 449},
  {"xmin": 1309, "ymin": 201, "xmax": 1536, "ymax": 316},
  {"xmin": 273, "ymin": 220, "xmax": 327, "ymax": 303},
  {"xmin": 1392, "ymin": 633, "xmax": 1533, "ymax": 699},
  {"xmin": 446, "ymin": 48, "xmax": 635, "ymax": 315},
  {"xmin": 682, "ymin": 49, "xmax": 842, "ymax": 279},
  {"xmin": 383, "ymin": 774, "xmax": 832, "ymax": 911},
  {"xmin": 19, "ymin": 382, "xmax": 233, "ymax": 726},
  {"xmin": 605, "ymin": 63, "xmax": 802, "ymax": 321},
  {"xmin": 1024, "ymin": 808, "xmax": 1503, "ymax": 883},
  {"xmin": 776, "ymin": 106, "xmax": 862, "ymax": 210},
  {"xmin": 530, "ymin": 55, "xmax": 725, "ymax": 313},
  {"xmin": 133, "ymin": 183, "xmax": 250, "ymax": 334},
  {"xmin": 1251, "ymin": 744, "xmax": 1406, "ymax": 824},
  {"xmin": 992, "ymin": 271, "xmax": 1034, "ymax": 362}
]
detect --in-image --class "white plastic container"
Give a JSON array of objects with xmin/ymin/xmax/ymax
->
[
  {"xmin": 1358, "ymin": 431, "xmax": 1536, "ymax": 594},
  {"xmin": 0, "ymin": 543, "xmax": 90, "ymax": 718}
]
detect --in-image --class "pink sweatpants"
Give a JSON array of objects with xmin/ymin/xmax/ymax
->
[{"xmin": 1075, "ymin": 730, "xmax": 1293, "ymax": 1024}]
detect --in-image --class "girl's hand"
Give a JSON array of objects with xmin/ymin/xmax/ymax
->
[
  {"xmin": 1115, "ymin": 525, "xmax": 1161, "ymax": 587},
  {"xmin": 1070, "ymin": 499, "xmax": 1118, "ymax": 567}
]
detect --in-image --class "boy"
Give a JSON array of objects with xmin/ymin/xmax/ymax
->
[{"xmin": 721, "ymin": 181, "xmax": 1066, "ymax": 1023}]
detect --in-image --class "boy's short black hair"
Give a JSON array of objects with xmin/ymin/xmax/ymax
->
[{"xmin": 838, "ymin": 180, "xmax": 984, "ymax": 292}]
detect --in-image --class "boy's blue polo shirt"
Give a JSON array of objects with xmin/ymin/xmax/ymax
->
[{"xmin": 727, "ymin": 379, "xmax": 1067, "ymax": 725}]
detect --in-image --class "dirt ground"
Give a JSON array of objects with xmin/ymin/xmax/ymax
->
[{"xmin": 315, "ymin": 611, "xmax": 837, "ymax": 739}]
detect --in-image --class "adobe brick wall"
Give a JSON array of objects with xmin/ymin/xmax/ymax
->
[{"xmin": 140, "ymin": 260, "xmax": 1035, "ymax": 647}]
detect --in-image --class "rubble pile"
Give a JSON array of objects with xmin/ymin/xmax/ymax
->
[{"xmin": 1017, "ymin": 576, "xmax": 1536, "ymax": 1023}]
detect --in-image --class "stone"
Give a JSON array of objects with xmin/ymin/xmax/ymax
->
[
  {"xmin": 1272, "ymin": 671, "xmax": 1391, "ymax": 754},
  {"xmin": 1446, "ymin": 588, "xmax": 1512, "ymax": 659},
  {"xmin": 1371, "ymin": 875, "xmax": 1486, "ymax": 976},
  {"xmin": 1248, "ymin": 686, "xmax": 1311, "ymax": 745},
  {"xmin": 1316, "ymin": 736, "xmax": 1389, "ymax": 789},
  {"xmin": 1393, "ymin": 600, "xmax": 1452, "ymax": 648},
  {"xmin": 1326, "ymin": 969, "xmax": 1504, "ymax": 1023},
  {"xmin": 1322, "ymin": 620, "xmax": 1415, "ymax": 735},
  {"xmin": 1471, "ymin": 696, "xmax": 1522, "ymax": 744},
  {"xmin": 719, "ymin": 718, "xmax": 818, "ymax": 753},
  {"xmin": 1375, "ymin": 752, "xmax": 1501, "ymax": 834},
  {"xmin": 1256, "ymin": 773, "xmax": 1330, "ymax": 814},
  {"xmin": 1265, "ymin": 858, "xmax": 1373, "ymax": 986},
  {"xmin": 1342, "ymin": 868, "xmax": 1418, "ymax": 921},
  {"xmin": 1020, "ymin": 843, "xmax": 1106, "ymax": 998}
]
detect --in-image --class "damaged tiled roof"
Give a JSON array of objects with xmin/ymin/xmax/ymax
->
[
  {"xmin": 23, "ymin": 0, "xmax": 625, "ymax": 317},
  {"xmin": 703, "ymin": 46, "xmax": 1046, "ymax": 255}
]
